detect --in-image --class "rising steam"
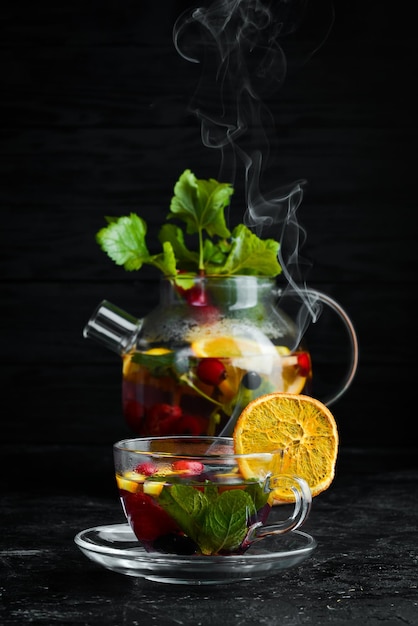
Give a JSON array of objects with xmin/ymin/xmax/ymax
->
[{"xmin": 173, "ymin": 0, "xmax": 335, "ymax": 333}]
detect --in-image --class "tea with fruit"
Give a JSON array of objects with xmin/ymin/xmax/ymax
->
[
  {"xmin": 114, "ymin": 436, "xmax": 312, "ymax": 556},
  {"xmin": 116, "ymin": 454, "xmax": 271, "ymax": 555},
  {"xmin": 122, "ymin": 348, "xmax": 311, "ymax": 436}
]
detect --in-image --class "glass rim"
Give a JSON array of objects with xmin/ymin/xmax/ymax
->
[
  {"xmin": 161, "ymin": 274, "xmax": 277, "ymax": 281},
  {"xmin": 113, "ymin": 436, "xmax": 284, "ymax": 460}
]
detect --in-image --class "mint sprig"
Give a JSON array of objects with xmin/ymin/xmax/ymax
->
[
  {"xmin": 96, "ymin": 214, "xmax": 177, "ymax": 275},
  {"xmin": 95, "ymin": 169, "xmax": 282, "ymax": 278},
  {"xmin": 169, "ymin": 169, "xmax": 232, "ymax": 271},
  {"xmin": 157, "ymin": 482, "xmax": 262, "ymax": 555}
]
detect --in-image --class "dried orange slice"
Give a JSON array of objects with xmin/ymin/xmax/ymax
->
[{"xmin": 233, "ymin": 393, "xmax": 338, "ymax": 501}]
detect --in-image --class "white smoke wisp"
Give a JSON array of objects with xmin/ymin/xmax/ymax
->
[{"xmin": 173, "ymin": 0, "xmax": 335, "ymax": 334}]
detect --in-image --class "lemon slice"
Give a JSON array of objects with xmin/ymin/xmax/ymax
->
[
  {"xmin": 277, "ymin": 346, "xmax": 309, "ymax": 394},
  {"xmin": 191, "ymin": 333, "xmax": 278, "ymax": 375}
]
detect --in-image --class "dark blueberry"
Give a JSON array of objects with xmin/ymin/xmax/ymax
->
[
  {"xmin": 242, "ymin": 371, "xmax": 262, "ymax": 390},
  {"xmin": 152, "ymin": 533, "xmax": 199, "ymax": 555}
]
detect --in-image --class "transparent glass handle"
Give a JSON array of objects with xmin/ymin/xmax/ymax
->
[
  {"xmin": 246, "ymin": 474, "xmax": 312, "ymax": 545},
  {"xmin": 308, "ymin": 289, "xmax": 359, "ymax": 407},
  {"xmin": 285, "ymin": 288, "xmax": 359, "ymax": 407}
]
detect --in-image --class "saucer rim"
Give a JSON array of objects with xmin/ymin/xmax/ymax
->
[{"xmin": 74, "ymin": 522, "xmax": 317, "ymax": 563}]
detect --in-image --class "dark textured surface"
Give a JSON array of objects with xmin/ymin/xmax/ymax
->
[
  {"xmin": 1, "ymin": 446, "xmax": 417, "ymax": 625},
  {"xmin": 1, "ymin": 1, "xmax": 417, "ymax": 623}
]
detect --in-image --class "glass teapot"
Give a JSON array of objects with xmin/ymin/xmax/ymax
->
[{"xmin": 84, "ymin": 275, "xmax": 358, "ymax": 437}]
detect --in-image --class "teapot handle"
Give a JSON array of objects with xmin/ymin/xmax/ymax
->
[{"xmin": 285, "ymin": 288, "xmax": 359, "ymax": 407}]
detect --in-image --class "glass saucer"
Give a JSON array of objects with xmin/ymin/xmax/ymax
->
[{"xmin": 74, "ymin": 523, "xmax": 317, "ymax": 585}]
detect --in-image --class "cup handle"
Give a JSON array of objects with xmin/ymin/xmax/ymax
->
[
  {"xmin": 284, "ymin": 288, "xmax": 359, "ymax": 407},
  {"xmin": 245, "ymin": 475, "xmax": 312, "ymax": 545}
]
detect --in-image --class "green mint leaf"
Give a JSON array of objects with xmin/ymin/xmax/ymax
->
[
  {"xmin": 95, "ymin": 171, "xmax": 283, "ymax": 278},
  {"xmin": 158, "ymin": 223, "xmax": 199, "ymax": 269},
  {"xmin": 197, "ymin": 489, "xmax": 256, "ymax": 555},
  {"xmin": 218, "ymin": 224, "xmax": 282, "ymax": 276},
  {"xmin": 130, "ymin": 350, "xmax": 176, "ymax": 376},
  {"xmin": 157, "ymin": 483, "xmax": 210, "ymax": 542},
  {"xmin": 148, "ymin": 240, "xmax": 178, "ymax": 276},
  {"xmin": 96, "ymin": 214, "xmax": 177, "ymax": 275},
  {"xmin": 244, "ymin": 480, "xmax": 270, "ymax": 511},
  {"xmin": 202, "ymin": 239, "xmax": 228, "ymax": 267},
  {"xmin": 158, "ymin": 482, "xmax": 258, "ymax": 555},
  {"xmin": 169, "ymin": 169, "xmax": 232, "ymax": 239},
  {"xmin": 96, "ymin": 214, "xmax": 150, "ymax": 271}
]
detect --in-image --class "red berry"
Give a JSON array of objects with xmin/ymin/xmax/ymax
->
[
  {"xmin": 176, "ymin": 277, "xmax": 209, "ymax": 306},
  {"xmin": 134, "ymin": 462, "xmax": 158, "ymax": 476},
  {"xmin": 170, "ymin": 413, "xmax": 207, "ymax": 436},
  {"xmin": 193, "ymin": 305, "xmax": 220, "ymax": 325},
  {"xmin": 146, "ymin": 403, "xmax": 183, "ymax": 435},
  {"xmin": 172, "ymin": 460, "xmax": 205, "ymax": 474},
  {"xmin": 175, "ymin": 277, "xmax": 220, "ymax": 321},
  {"xmin": 297, "ymin": 352, "xmax": 311, "ymax": 377},
  {"xmin": 187, "ymin": 285, "xmax": 208, "ymax": 306},
  {"xmin": 125, "ymin": 492, "xmax": 178, "ymax": 542},
  {"xmin": 123, "ymin": 400, "xmax": 145, "ymax": 432},
  {"xmin": 152, "ymin": 404, "xmax": 182, "ymax": 420},
  {"xmin": 196, "ymin": 358, "xmax": 227, "ymax": 386},
  {"xmin": 124, "ymin": 399, "xmax": 144, "ymax": 418}
]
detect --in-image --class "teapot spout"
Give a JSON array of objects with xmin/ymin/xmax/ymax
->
[{"xmin": 83, "ymin": 300, "xmax": 143, "ymax": 355}]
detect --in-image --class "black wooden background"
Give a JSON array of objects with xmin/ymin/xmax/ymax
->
[{"xmin": 1, "ymin": 0, "xmax": 416, "ymax": 448}]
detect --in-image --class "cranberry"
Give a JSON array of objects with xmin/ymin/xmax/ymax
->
[
  {"xmin": 197, "ymin": 358, "xmax": 227, "ymax": 386},
  {"xmin": 176, "ymin": 276, "xmax": 209, "ymax": 306},
  {"xmin": 172, "ymin": 460, "xmax": 205, "ymax": 474},
  {"xmin": 174, "ymin": 413, "xmax": 207, "ymax": 435},
  {"xmin": 162, "ymin": 404, "xmax": 182, "ymax": 419},
  {"xmin": 297, "ymin": 352, "xmax": 311, "ymax": 377},
  {"xmin": 123, "ymin": 400, "xmax": 145, "ymax": 432},
  {"xmin": 134, "ymin": 462, "xmax": 158, "ymax": 476},
  {"xmin": 193, "ymin": 305, "xmax": 220, "ymax": 325},
  {"xmin": 185, "ymin": 284, "xmax": 209, "ymax": 306},
  {"xmin": 175, "ymin": 276, "xmax": 220, "ymax": 322},
  {"xmin": 146, "ymin": 403, "xmax": 183, "ymax": 435}
]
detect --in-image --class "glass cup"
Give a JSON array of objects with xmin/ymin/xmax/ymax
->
[{"xmin": 114, "ymin": 436, "xmax": 312, "ymax": 556}]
